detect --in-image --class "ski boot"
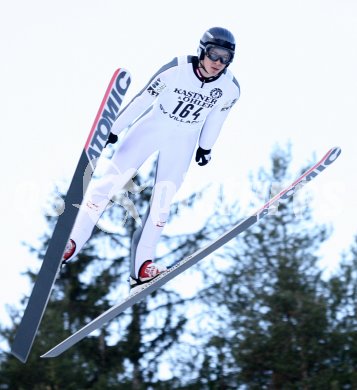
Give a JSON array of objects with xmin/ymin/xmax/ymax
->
[
  {"xmin": 57, "ymin": 239, "xmax": 76, "ymax": 279},
  {"xmin": 129, "ymin": 260, "xmax": 167, "ymax": 295}
]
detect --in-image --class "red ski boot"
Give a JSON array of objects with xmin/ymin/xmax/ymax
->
[
  {"xmin": 62, "ymin": 239, "xmax": 76, "ymax": 264},
  {"xmin": 129, "ymin": 260, "xmax": 167, "ymax": 294}
]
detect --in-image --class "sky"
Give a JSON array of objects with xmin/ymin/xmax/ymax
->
[{"xmin": 0, "ymin": 0, "xmax": 357, "ymax": 332}]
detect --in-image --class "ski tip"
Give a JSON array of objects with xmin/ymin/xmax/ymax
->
[
  {"xmin": 113, "ymin": 67, "xmax": 131, "ymax": 78},
  {"xmin": 331, "ymin": 146, "xmax": 341, "ymax": 153},
  {"xmin": 327, "ymin": 146, "xmax": 342, "ymax": 162}
]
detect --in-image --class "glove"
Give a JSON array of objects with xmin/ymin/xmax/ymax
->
[
  {"xmin": 195, "ymin": 146, "xmax": 211, "ymax": 166},
  {"xmin": 105, "ymin": 132, "xmax": 118, "ymax": 147}
]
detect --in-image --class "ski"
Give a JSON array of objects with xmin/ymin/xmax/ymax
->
[
  {"xmin": 41, "ymin": 146, "xmax": 341, "ymax": 359},
  {"xmin": 11, "ymin": 68, "xmax": 131, "ymax": 363}
]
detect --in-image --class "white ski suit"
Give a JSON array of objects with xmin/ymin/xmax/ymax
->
[{"xmin": 69, "ymin": 55, "xmax": 240, "ymax": 278}]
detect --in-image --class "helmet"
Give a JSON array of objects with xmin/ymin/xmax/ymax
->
[{"xmin": 198, "ymin": 27, "xmax": 236, "ymax": 64}]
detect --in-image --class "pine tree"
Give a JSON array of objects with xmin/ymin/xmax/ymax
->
[
  {"xmin": 0, "ymin": 166, "xmax": 211, "ymax": 389},
  {"xmin": 179, "ymin": 145, "xmax": 345, "ymax": 389},
  {"xmin": 325, "ymin": 235, "xmax": 357, "ymax": 387}
]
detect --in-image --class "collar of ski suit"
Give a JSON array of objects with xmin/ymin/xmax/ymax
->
[{"xmin": 191, "ymin": 56, "xmax": 223, "ymax": 84}]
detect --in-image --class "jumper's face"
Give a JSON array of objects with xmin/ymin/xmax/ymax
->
[{"xmin": 201, "ymin": 45, "xmax": 232, "ymax": 77}]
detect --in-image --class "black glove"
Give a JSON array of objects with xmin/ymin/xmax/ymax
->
[
  {"xmin": 105, "ymin": 133, "xmax": 118, "ymax": 147},
  {"xmin": 195, "ymin": 146, "xmax": 211, "ymax": 166}
]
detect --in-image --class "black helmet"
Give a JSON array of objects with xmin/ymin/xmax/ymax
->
[{"xmin": 198, "ymin": 27, "xmax": 236, "ymax": 64}]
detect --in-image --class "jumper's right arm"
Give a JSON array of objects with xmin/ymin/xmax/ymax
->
[
  {"xmin": 110, "ymin": 59, "xmax": 177, "ymax": 136},
  {"xmin": 110, "ymin": 86, "xmax": 156, "ymax": 136}
]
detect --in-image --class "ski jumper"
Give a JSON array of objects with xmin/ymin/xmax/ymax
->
[{"xmin": 69, "ymin": 55, "xmax": 240, "ymax": 278}]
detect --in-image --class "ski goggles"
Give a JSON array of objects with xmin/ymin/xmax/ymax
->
[{"xmin": 205, "ymin": 45, "xmax": 233, "ymax": 65}]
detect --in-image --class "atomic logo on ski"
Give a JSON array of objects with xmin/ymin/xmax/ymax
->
[{"xmin": 85, "ymin": 70, "xmax": 131, "ymax": 163}]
